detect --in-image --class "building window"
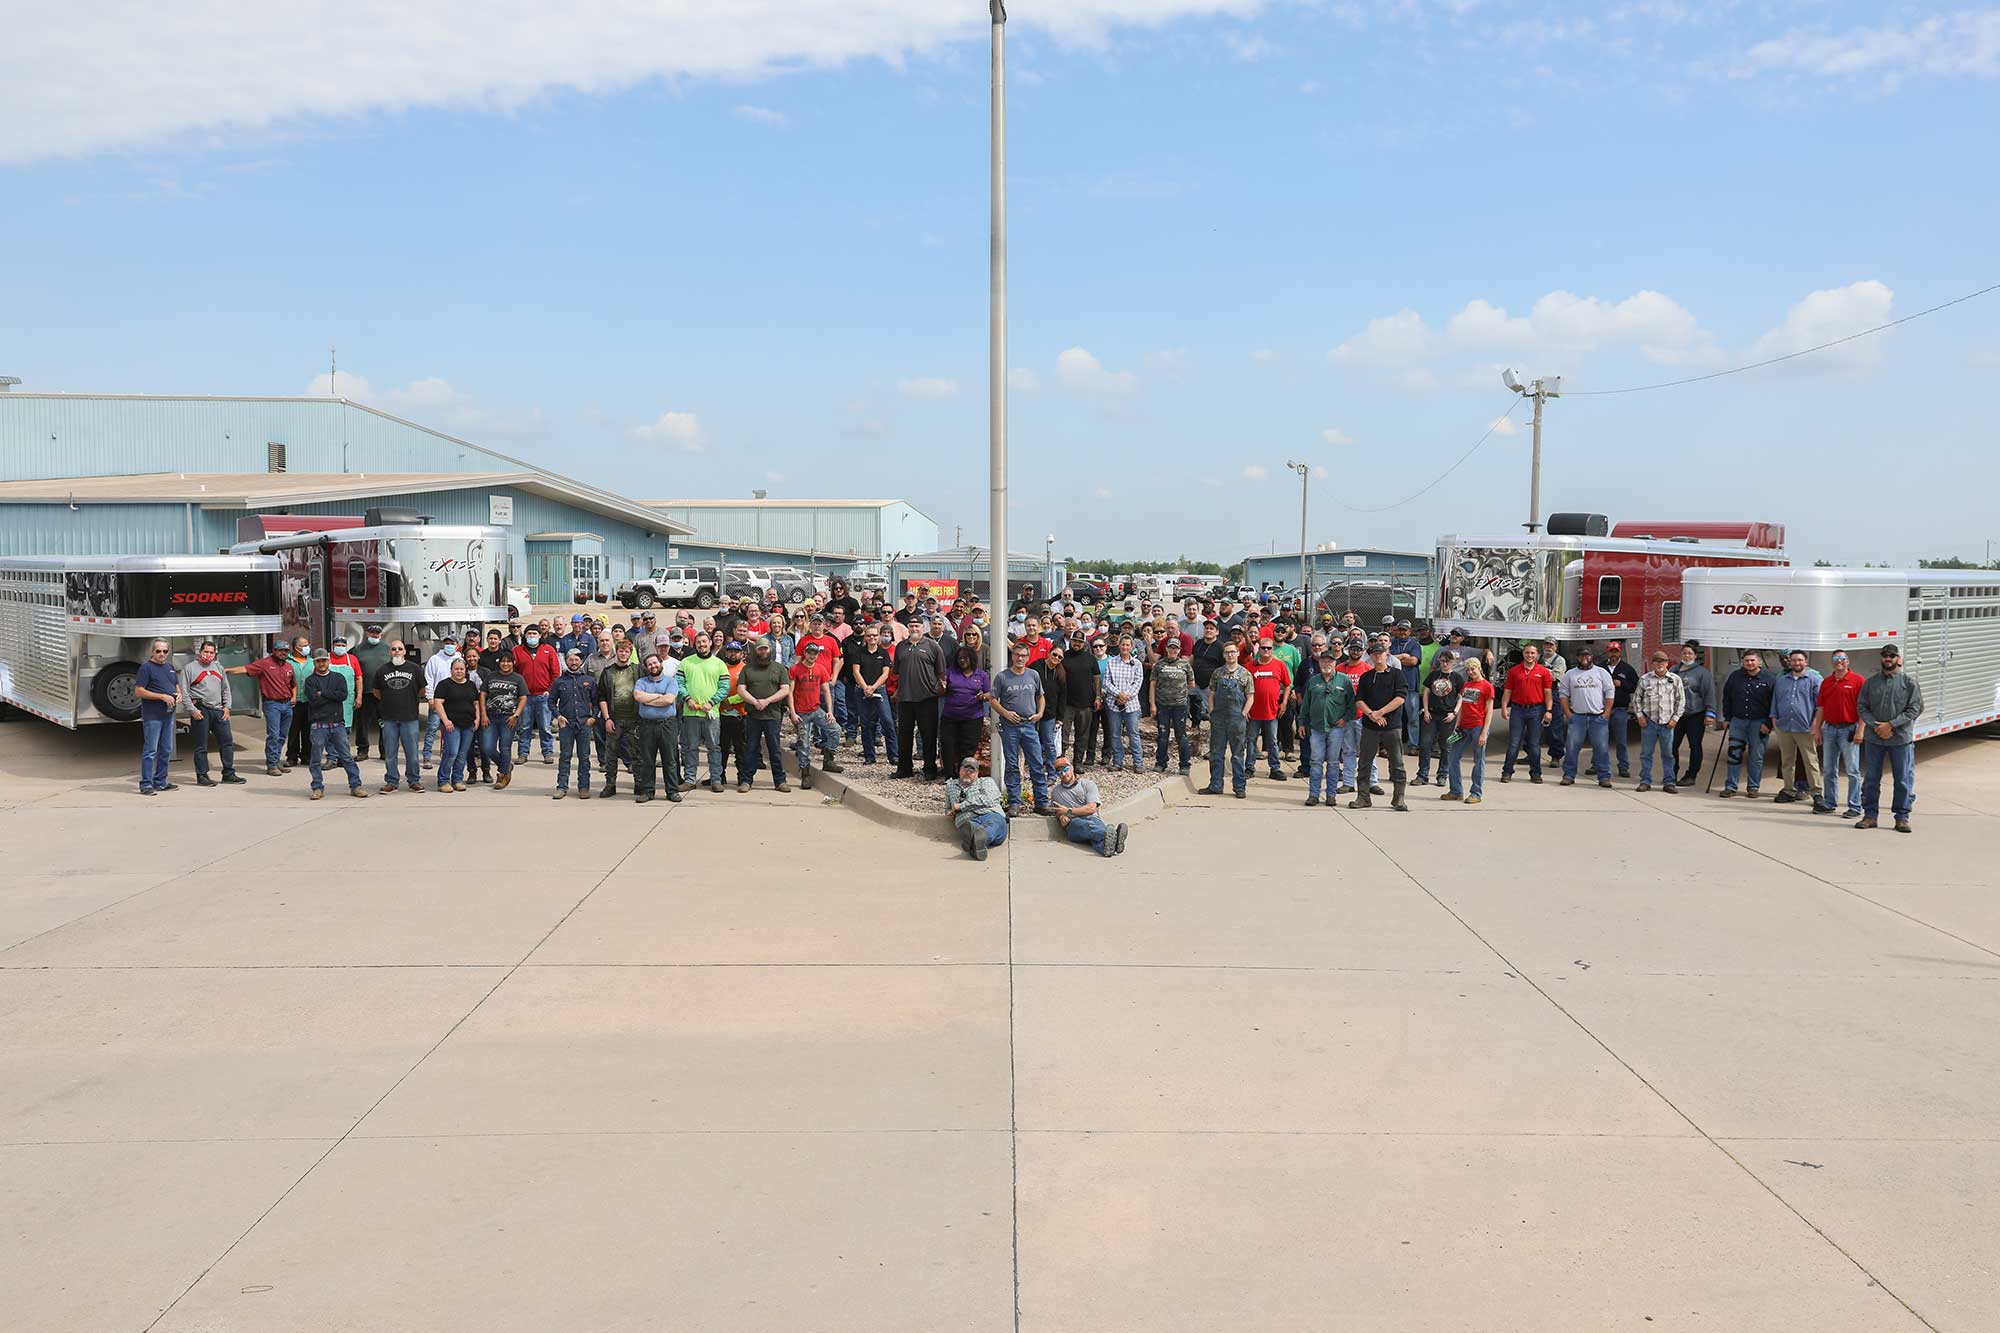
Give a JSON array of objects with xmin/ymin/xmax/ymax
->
[
  {"xmin": 1596, "ymin": 576, "xmax": 1622, "ymax": 617},
  {"xmin": 1660, "ymin": 599, "xmax": 1681, "ymax": 645}
]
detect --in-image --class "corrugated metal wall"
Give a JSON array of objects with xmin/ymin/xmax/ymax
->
[
  {"xmin": 0, "ymin": 396, "xmax": 526, "ymax": 482},
  {"xmin": 654, "ymin": 503, "xmax": 897, "ymax": 557},
  {"xmin": 0, "ymin": 503, "xmax": 197, "ymax": 556}
]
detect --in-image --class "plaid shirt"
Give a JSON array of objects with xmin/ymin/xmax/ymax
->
[
  {"xmin": 1632, "ymin": 669, "xmax": 1687, "ymax": 728},
  {"xmin": 1103, "ymin": 655, "xmax": 1144, "ymax": 713}
]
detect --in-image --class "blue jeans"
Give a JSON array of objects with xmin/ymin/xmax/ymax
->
[
  {"xmin": 484, "ymin": 721, "xmax": 517, "ymax": 774},
  {"xmin": 966, "ymin": 810, "xmax": 1009, "ymax": 847},
  {"xmin": 1000, "ymin": 721, "xmax": 1049, "ymax": 807},
  {"xmin": 1154, "ymin": 703, "xmax": 1191, "ymax": 770},
  {"xmin": 1822, "ymin": 724, "xmax": 1862, "ymax": 814},
  {"xmin": 1861, "ymin": 740, "xmax": 1915, "ymax": 820},
  {"xmin": 1724, "ymin": 718, "xmax": 1767, "ymax": 792},
  {"xmin": 1106, "ymin": 709, "xmax": 1140, "ymax": 767},
  {"xmin": 261, "ymin": 701, "xmax": 292, "ymax": 770},
  {"xmin": 188, "ymin": 703, "xmax": 237, "ymax": 781},
  {"xmin": 309, "ymin": 721, "xmax": 362, "ymax": 791},
  {"xmin": 1637, "ymin": 720, "xmax": 1675, "ymax": 785},
  {"xmin": 1064, "ymin": 812, "xmax": 1111, "ymax": 856},
  {"xmin": 557, "ymin": 722, "xmax": 592, "ymax": 792},
  {"xmin": 1446, "ymin": 727, "xmax": 1485, "ymax": 797},
  {"xmin": 1403, "ymin": 685, "xmax": 1421, "ymax": 746},
  {"xmin": 1248, "ymin": 717, "xmax": 1283, "ymax": 776},
  {"xmin": 743, "ymin": 716, "xmax": 787, "ymax": 786},
  {"xmin": 1209, "ymin": 717, "xmax": 1248, "ymax": 793},
  {"xmin": 1609, "ymin": 706, "xmax": 1631, "ymax": 774},
  {"xmin": 438, "ymin": 724, "xmax": 472, "ymax": 785},
  {"xmin": 856, "ymin": 690, "xmax": 898, "ymax": 763},
  {"xmin": 792, "ymin": 706, "xmax": 838, "ymax": 771},
  {"xmin": 1503, "ymin": 709, "xmax": 1545, "ymax": 779},
  {"xmin": 831, "ymin": 679, "xmax": 852, "ymax": 734},
  {"xmin": 515, "ymin": 694, "xmax": 554, "ymax": 759},
  {"xmin": 140, "ymin": 716, "xmax": 175, "ymax": 790},
  {"xmin": 1341, "ymin": 718, "xmax": 1370, "ymax": 787},
  {"xmin": 1564, "ymin": 713, "xmax": 1611, "ymax": 781},
  {"xmin": 681, "ymin": 711, "xmax": 725, "ymax": 782},
  {"xmin": 1036, "ymin": 718, "xmax": 1061, "ymax": 792},
  {"xmin": 1306, "ymin": 727, "xmax": 1342, "ymax": 800},
  {"xmin": 423, "ymin": 707, "xmax": 442, "ymax": 762},
  {"xmin": 380, "ymin": 718, "xmax": 421, "ymax": 786}
]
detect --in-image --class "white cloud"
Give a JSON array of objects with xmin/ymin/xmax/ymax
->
[
  {"xmin": 1446, "ymin": 290, "xmax": 1722, "ymax": 366},
  {"xmin": 897, "ymin": 376, "xmax": 959, "ymax": 399},
  {"xmin": 1970, "ymin": 350, "xmax": 2000, "ymax": 369},
  {"xmin": 1719, "ymin": 12, "xmax": 2000, "ymax": 86},
  {"xmin": 1226, "ymin": 32, "xmax": 1276, "ymax": 61},
  {"xmin": 764, "ymin": 470, "xmax": 785, "ymax": 482},
  {"xmin": 1311, "ymin": 465, "xmax": 1329, "ymax": 480},
  {"xmin": 1488, "ymin": 414, "xmax": 1520, "ymax": 437},
  {"xmin": 1007, "ymin": 367, "xmax": 1042, "ymax": 392},
  {"xmin": 1093, "ymin": 485, "xmax": 1114, "ymax": 499},
  {"xmin": 1251, "ymin": 347, "xmax": 1279, "ymax": 363},
  {"xmin": 301, "ymin": 370, "xmax": 541, "ymax": 438},
  {"xmin": 1147, "ymin": 347, "xmax": 1192, "ymax": 375},
  {"xmin": 1395, "ymin": 368, "xmax": 1441, "ymax": 392},
  {"xmin": 1330, "ymin": 310, "xmax": 1430, "ymax": 368},
  {"xmin": 732, "ymin": 103, "xmax": 787, "ymax": 128},
  {"xmin": 1747, "ymin": 280, "xmax": 1895, "ymax": 376},
  {"xmin": 1320, "ymin": 427, "xmax": 1353, "ymax": 446},
  {"xmin": 1242, "ymin": 464, "xmax": 1269, "ymax": 480},
  {"xmin": 1199, "ymin": 477, "xmax": 1224, "ymax": 490},
  {"xmin": 1445, "ymin": 298, "xmax": 1533, "ymax": 349},
  {"xmin": 626, "ymin": 410, "xmax": 705, "ymax": 451},
  {"xmin": 0, "ymin": 1, "xmax": 1277, "ymax": 164},
  {"xmin": 1056, "ymin": 346, "xmax": 1138, "ymax": 394}
]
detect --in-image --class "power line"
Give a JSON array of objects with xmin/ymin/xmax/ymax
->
[
  {"xmin": 1567, "ymin": 279, "xmax": 2000, "ymax": 396},
  {"xmin": 1334, "ymin": 397, "xmax": 1524, "ymax": 514}
]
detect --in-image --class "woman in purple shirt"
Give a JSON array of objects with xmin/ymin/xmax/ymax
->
[{"xmin": 939, "ymin": 645, "xmax": 992, "ymax": 784}]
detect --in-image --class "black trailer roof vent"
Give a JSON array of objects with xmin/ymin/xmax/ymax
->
[
  {"xmin": 1546, "ymin": 512, "xmax": 1610, "ymax": 537},
  {"xmin": 364, "ymin": 506, "xmax": 423, "ymax": 526}
]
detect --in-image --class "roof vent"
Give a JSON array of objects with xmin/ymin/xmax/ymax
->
[
  {"xmin": 1545, "ymin": 512, "xmax": 1609, "ymax": 537},
  {"xmin": 364, "ymin": 506, "xmax": 424, "ymax": 526},
  {"xmin": 266, "ymin": 441, "xmax": 287, "ymax": 473}
]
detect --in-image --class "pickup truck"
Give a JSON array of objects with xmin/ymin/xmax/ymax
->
[{"xmin": 615, "ymin": 563, "xmax": 721, "ymax": 609}]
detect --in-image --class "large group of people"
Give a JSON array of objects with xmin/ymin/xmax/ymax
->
[{"xmin": 129, "ymin": 575, "xmax": 1926, "ymax": 841}]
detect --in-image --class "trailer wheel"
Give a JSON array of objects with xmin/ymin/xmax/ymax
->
[
  {"xmin": 92, "ymin": 661, "xmax": 143, "ymax": 723},
  {"xmin": 634, "ymin": 590, "xmax": 657, "ymax": 609},
  {"xmin": 695, "ymin": 588, "xmax": 716, "ymax": 609}
]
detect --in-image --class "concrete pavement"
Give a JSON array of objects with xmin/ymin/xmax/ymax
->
[{"xmin": 2, "ymin": 717, "xmax": 1996, "ymax": 1330}]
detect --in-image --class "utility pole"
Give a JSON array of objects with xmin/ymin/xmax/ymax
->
[
  {"xmin": 1502, "ymin": 369, "xmax": 1562, "ymax": 533},
  {"xmin": 987, "ymin": 0, "xmax": 1010, "ymax": 697},
  {"xmin": 1285, "ymin": 460, "xmax": 1309, "ymax": 601}
]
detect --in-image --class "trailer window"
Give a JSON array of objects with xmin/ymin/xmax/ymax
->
[
  {"xmin": 1659, "ymin": 600, "xmax": 1681, "ymax": 644},
  {"xmin": 346, "ymin": 558, "xmax": 368, "ymax": 600},
  {"xmin": 1596, "ymin": 576, "xmax": 1622, "ymax": 617}
]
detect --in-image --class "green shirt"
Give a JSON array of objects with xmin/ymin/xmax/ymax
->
[
  {"xmin": 1418, "ymin": 640, "xmax": 1442, "ymax": 678},
  {"xmin": 1300, "ymin": 670, "xmax": 1356, "ymax": 731},
  {"xmin": 677, "ymin": 653, "xmax": 728, "ymax": 716},
  {"xmin": 1272, "ymin": 642, "xmax": 1301, "ymax": 676}
]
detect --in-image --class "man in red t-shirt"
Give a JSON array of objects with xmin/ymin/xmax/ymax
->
[
  {"xmin": 787, "ymin": 640, "xmax": 844, "ymax": 788},
  {"xmin": 1246, "ymin": 640, "xmax": 1293, "ymax": 780},
  {"xmin": 1500, "ymin": 643, "xmax": 1555, "ymax": 782},
  {"xmin": 1814, "ymin": 649, "xmax": 1865, "ymax": 817}
]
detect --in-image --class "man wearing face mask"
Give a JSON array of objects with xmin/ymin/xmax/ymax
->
[
  {"xmin": 512, "ymin": 626, "xmax": 562, "ymax": 766},
  {"xmin": 323, "ymin": 635, "xmax": 363, "ymax": 742},
  {"xmin": 420, "ymin": 637, "xmax": 462, "ymax": 770},
  {"xmin": 371, "ymin": 638, "xmax": 426, "ymax": 793},
  {"xmin": 350, "ymin": 624, "xmax": 392, "ymax": 760},
  {"xmin": 179, "ymin": 639, "xmax": 244, "ymax": 788}
]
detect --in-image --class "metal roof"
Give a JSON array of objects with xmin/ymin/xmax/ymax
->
[
  {"xmin": 648, "ymin": 497, "xmax": 904, "ymax": 509},
  {"xmin": 893, "ymin": 545, "xmax": 1050, "ymax": 564},
  {"xmin": 0, "ymin": 471, "xmax": 694, "ymax": 537},
  {"xmin": 1249, "ymin": 546, "xmax": 1434, "ymax": 562}
]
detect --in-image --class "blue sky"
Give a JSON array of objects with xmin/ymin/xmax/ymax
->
[{"xmin": 3, "ymin": 1, "xmax": 1997, "ymax": 565}]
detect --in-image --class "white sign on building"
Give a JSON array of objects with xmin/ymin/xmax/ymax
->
[
  {"xmin": 489, "ymin": 495, "xmax": 514, "ymax": 525},
  {"xmin": 1343, "ymin": 554, "xmax": 1368, "ymax": 568}
]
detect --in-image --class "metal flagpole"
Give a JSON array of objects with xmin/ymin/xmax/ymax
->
[{"xmin": 988, "ymin": 1, "xmax": 1009, "ymax": 763}]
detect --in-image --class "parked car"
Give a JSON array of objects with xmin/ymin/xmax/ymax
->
[
  {"xmin": 615, "ymin": 564, "xmax": 721, "ymax": 609},
  {"xmin": 762, "ymin": 567, "xmax": 818, "ymax": 604},
  {"xmin": 1065, "ymin": 578, "xmax": 1111, "ymax": 603}
]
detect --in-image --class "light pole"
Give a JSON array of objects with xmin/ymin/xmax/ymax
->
[
  {"xmin": 1045, "ymin": 533, "xmax": 1055, "ymax": 599},
  {"xmin": 988, "ymin": 0, "xmax": 1008, "ymax": 684},
  {"xmin": 1502, "ymin": 369, "xmax": 1562, "ymax": 533},
  {"xmin": 1285, "ymin": 460, "xmax": 1309, "ymax": 603}
]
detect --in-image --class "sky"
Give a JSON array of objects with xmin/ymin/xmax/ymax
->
[{"xmin": 2, "ymin": 1, "xmax": 1997, "ymax": 567}]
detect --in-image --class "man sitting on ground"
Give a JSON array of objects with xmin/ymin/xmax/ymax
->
[
  {"xmin": 946, "ymin": 757, "xmax": 1008, "ymax": 861},
  {"xmin": 1048, "ymin": 754, "xmax": 1129, "ymax": 856}
]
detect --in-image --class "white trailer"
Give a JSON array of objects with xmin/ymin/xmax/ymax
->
[
  {"xmin": 0, "ymin": 554, "xmax": 283, "ymax": 727},
  {"xmin": 1681, "ymin": 566, "xmax": 2000, "ymax": 741}
]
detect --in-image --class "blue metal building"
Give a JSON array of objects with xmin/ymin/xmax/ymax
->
[
  {"xmin": 1242, "ymin": 546, "xmax": 1436, "ymax": 614},
  {"xmin": 643, "ymin": 499, "xmax": 941, "ymax": 574}
]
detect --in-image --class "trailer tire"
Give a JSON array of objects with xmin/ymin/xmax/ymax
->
[
  {"xmin": 634, "ymin": 590, "xmax": 657, "ymax": 609},
  {"xmin": 92, "ymin": 661, "xmax": 144, "ymax": 723}
]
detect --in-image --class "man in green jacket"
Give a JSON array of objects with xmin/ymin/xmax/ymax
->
[
  {"xmin": 1855, "ymin": 643, "xmax": 1923, "ymax": 833},
  {"xmin": 1300, "ymin": 646, "xmax": 1356, "ymax": 807}
]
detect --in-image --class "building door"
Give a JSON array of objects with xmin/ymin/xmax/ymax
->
[
  {"xmin": 571, "ymin": 554, "xmax": 603, "ymax": 600},
  {"xmin": 527, "ymin": 552, "xmax": 566, "ymax": 604}
]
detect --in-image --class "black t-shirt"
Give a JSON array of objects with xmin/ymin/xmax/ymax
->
[
  {"xmin": 829, "ymin": 595, "xmax": 861, "ymax": 624},
  {"xmin": 848, "ymin": 644, "xmax": 891, "ymax": 688},
  {"xmin": 1357, "ymin": 667, "xmax": 1406, "ymax": 730},
  {"xmin": 477, "ymin": 647, "xmax": 509, "ymax": 676},
  {"xmin": 1609, "ymin": 661, "xmax": 1640, "ymax": 709},
  {"xmin": 434, "ymin": 677, "xmax": 481, "ymax": 728},
  {"xmin": 372, "ymin": 661, "xmax": 424, "ymax": 722},
  {"xmin": 481, "ymin": 672, "xmax": 525, "ymax": 722},
  {"xmin": 1190, "ymin": 637, "xmax": 1227, "ymax": 688},
  {"xmin": 1422, "ymin": 666, "xmax": 1463, "ymax": 721},
  {"xmin": 1060, "ymin": 648, "xmax": 1099, "ymax": 707},
  {"xmin": 893, "ymin": 606, "xmax": 919, "ymax": 626}
]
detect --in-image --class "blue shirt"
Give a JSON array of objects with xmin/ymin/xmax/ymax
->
[
  {"xmin": 1390, "ymin": 637, "xmax": 1422, "ymax": 691},
  {"xmin": 136, "ymin": 659, "xmax": 180, "ymax": 722},
  {"xmin": 1771, "ymin": 667, "xmax": 1823, "ymax": 732},
  {"xmin": 634, "ymin": 670, "xmax": 679, "ymax": 720},
  {"xmin": 558, "ymin": 631, "xmax": 597, "ymax": 659}
]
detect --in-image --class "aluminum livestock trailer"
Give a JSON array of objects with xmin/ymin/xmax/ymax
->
[
  {"xmin": 1681, "ymin": 566, "xmax": 2000, "ymax": 741},
  {"xmin": 0, "ymin": 554, "xmax": 283, "ymax": 726}
]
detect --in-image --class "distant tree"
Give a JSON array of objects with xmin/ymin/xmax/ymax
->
[
  {"xmin": 1917, "ymin": 556, "xmax": 2000, "ymax": 570},
  {"xmin": 1812, "ymin": 559, "xmax": 1836, "ymax": 568}
]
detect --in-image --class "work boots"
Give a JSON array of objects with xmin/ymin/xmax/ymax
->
[
  {"xmin": 800, "ymin": 756, "xmax": 815, "ymax": 791},
  {"xmin": 1390, "ymin": 778, "xmax": 1409, "ymax": 812},
  {"xmin": 821, "ymin": 750, "xmax": 845, "ymax": 775}
]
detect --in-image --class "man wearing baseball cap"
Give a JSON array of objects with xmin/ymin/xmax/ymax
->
[{"xmin": 1855, "ymin": 643, "xmax": 1922, "ymax": 832}]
